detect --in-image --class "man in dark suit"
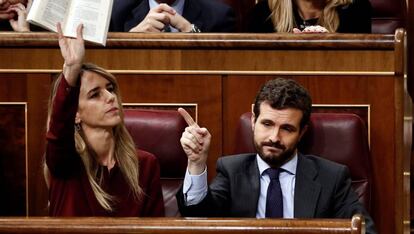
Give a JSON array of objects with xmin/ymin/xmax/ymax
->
[
  {"xmin": 176, "ymin": 78, "xmax": 376, "ymax": 234},
  {"xmin": 109, "ymin": 0, "xmax": 235, "ymax": 32}
]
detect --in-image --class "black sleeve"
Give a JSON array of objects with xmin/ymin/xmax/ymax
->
[
  {"xmin": 246, "ymin": 0, "xmax": 275, "ymax": 32},
  {"xmin": 337, "ymin": 0, "xmax": 372, "ymax": 33},
  {"xmin": 333, "ymin": 166, "xmax": 377, "ymax": 234},
  {"xmin": 213, "ymin": 4, "xmax": 236, "ymax": 33},
  {"xmin": 176, "ymin": 158, "xmax": 231, "ymax": 217},
  {"xmin": 198, "ymin": 0, "xmax": 236, "ymax": 32}
]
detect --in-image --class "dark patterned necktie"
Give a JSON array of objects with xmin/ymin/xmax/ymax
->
[{"xmin": 265, "ymin": 168, "xmax": 283, "ymax": 218}]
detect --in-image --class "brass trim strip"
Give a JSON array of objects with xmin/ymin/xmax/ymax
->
[
  {"xmin": 112, "ymin": 71, "xmax": 395, "ymax": 76},
  {"xmin": 0, "ymin": 69, "xmax": 396, "ymax": 76},
  {"xmin": 0, "ymin": 102, "xmax": 28, "ymax": 105},
  {"xmin": 313, "ymin": 104, "xmax": 370, "ymax": 107},
  {"xmin": 313, "ymin": 104, "xmax": 371, "ymax": 147},
  {"xmin": 123, "ymin": 103, "xmax": 198, "ymax": 123},
  {"xmin": 0, "ymin": 102, "xmax": 28, "ymax": 216}
]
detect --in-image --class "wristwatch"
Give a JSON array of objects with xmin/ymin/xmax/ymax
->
[{"xmin": 189, "ymin": 24, "xmax": 201, "ymax": 33}]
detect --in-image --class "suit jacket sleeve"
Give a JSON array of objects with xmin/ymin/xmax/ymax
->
[
  {"xmin": 333, "ymin": 166, "xmax": 376, "ymax": 234},
  {"xmin": 246, "ymin": 0, "xmax": 274, "ymax": 32},
  {"xmin": 211, "ymin": 4, "xmax": 236, "ymax": 32},
  {"xmin": 189, "ymin": 0, "xmax": 236, "ymax": 33},
  {"xmin": 176, "ymin": 158, "xmax": 232, "ymax": 217},
  {"xmin": 338, "ymin": 0, "xmax": 372, "ymax": 33}
]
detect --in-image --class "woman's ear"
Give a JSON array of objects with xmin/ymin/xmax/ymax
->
[{"xmin": 75, "ymin": 112, "xmax": 81, "ymax": 124}]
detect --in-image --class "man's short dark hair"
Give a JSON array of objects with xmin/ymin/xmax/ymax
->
[{"xmin": 253, "ymin": 78, "xmax": 312, "ymax": 130}]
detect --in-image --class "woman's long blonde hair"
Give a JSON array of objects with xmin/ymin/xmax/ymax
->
[
  {"xmin": 268, "ymin": 0, "xmax": 353, "ymax": 32},
  {"xmin": 45, "ymin": 63, "xmax": 142, "ymax": 211}
]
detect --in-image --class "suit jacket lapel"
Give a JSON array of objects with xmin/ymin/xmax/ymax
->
[
  {"xmin": 124, "ymin": 0, "xmax": 150, "ymax": 31},
  {"xmin": 182, "ymin": 0, "xmax": 203, "ymax": 29},
  {"xmin": 235, "ymin": 154, "xmax": 260, "ymax": 216},
  {"xmin": 294, "ymin": 153, "xmax": 321, "ymax": 218}
]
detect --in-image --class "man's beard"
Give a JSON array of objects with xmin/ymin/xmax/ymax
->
[{"xmin": 255, "ymin": 140, "xmax": 296, "ymax": 167}]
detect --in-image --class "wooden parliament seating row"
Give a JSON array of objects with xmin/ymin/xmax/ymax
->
[
  {"xmin": 0, "ymin": 215, "xmax": 365, "ymax": 234},
  {"xmin": 0, "ymin": 30, "xmax": 410, "ymax": 234}
]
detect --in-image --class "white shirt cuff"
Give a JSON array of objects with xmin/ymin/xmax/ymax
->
[{"xmin": 182, "ymin": 167, "xmax": 208, "ymax": 205}]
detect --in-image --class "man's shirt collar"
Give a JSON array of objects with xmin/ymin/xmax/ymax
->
[{"xmin": 257, "ymin": 151, "xmax": 298, "ymax": 176}]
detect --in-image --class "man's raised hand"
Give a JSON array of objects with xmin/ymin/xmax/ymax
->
[{"xmin": 178, "ymin": 108, "xmax": 211, "ymax": 175}]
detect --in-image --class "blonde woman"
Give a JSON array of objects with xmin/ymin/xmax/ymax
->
[
  {"xmin": 45, "ymin": 23, "xmax": 164, "ymax": 216},
  {"xmin": 247, "ymin": 0, "xmax": 371, "ymax": 33}
]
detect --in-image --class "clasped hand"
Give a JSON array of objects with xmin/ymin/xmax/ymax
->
[
  {"xmin": 129, "ymin": 3, "xmax": 192, "ymax": 32},
  {"xmin": 293, "ymin": 25, "xmax": 329, "ymax": 33},
  {"xmin": 6, "ymin": 0, "xmax": 32, "ymax": 32}
]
